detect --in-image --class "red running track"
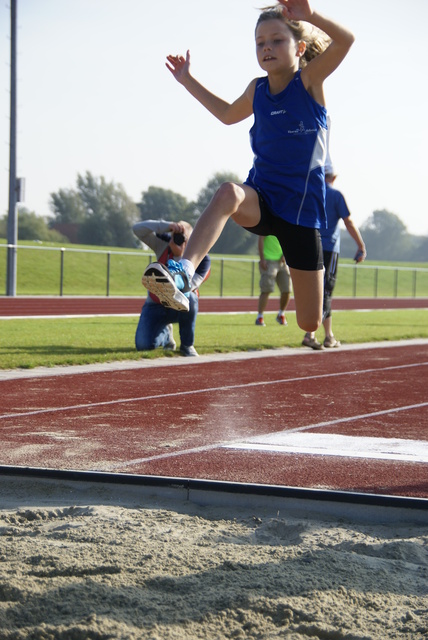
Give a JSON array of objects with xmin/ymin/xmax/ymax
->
[
  {"xmin": 1, "ymin": 342, "xmax": 427, "ymax": 498},
  {"xmin": 0, "ymin": 295, "xmax": 427, "ymax": 316}
]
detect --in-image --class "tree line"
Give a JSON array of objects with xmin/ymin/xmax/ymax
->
[
  {"xmin": 0, "ymin": 170, "xmax": 426, "ymax": 261},
  {"xmin": 340, "ymin": 209, "xmax": 428, "ymax": 262}
]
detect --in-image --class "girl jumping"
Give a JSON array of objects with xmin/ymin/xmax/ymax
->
[{"xmin": 142, "ymin": 0, "xmax": 354, "ymax": 331}]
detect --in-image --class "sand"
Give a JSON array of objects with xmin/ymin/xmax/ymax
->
[{"xmin": 0, "ymin": 475, "xmax": 427, "ymax": 640}]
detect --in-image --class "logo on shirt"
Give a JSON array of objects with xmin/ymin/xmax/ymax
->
[
  {"xmin": 288, "ymin": 120, "xmax": 317, "ymax": 135},
  {"xmin": 270, "ymin": 109, "xmax": 287, "ymax": 116}
]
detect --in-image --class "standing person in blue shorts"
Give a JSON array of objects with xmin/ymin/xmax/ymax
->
[
  {"xmin": 142, "ymin": 0, "xmax": 355, "ymax": 334},
  {"xmin": 302, "ymin": 166, "xmax": 366, "ymax": 349},
  {"xmin": 255, "ymin": 235, "xmax": 291, "ymax": 327},
  {"xmin": 133, "ymin": 219, "xmax": 211, "ymax": 357}
]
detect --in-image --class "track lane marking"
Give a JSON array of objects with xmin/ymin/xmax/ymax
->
[
  {"xmin": 266, "ymin": 402, "xmax": 428, "ymax": 434},
  {"xmin": 224, "ymin": 433, "xmax": 428, "ymax": 463},
  {"xmin": 1, "ymin": 361, "xmax": 427, "ymax": 420},
  {"xmin": 105, "ymin": 400, "xmax": 428, "ymax": 470}
]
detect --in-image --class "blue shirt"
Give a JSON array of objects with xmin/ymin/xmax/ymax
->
[
  {"xmin": 245, "ymin": 70, "xmax": 328, "ymax": 228},
  {"xmin": 319, "ymin": 183, "xmax": 351, "ymax": 252}
]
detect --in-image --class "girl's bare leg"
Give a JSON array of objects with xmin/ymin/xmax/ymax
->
[
  {"xmin": 142, "ymin": 183, "xmax": 261, "ymax": 312},
  {"xmin": 183, "ymin": 182, "xmax": 261, "ymax": 268},
  {"xmin": 289, "ymin": 267, "xmax": 324, "ymax": 332},
  {"xmin": 185, "ymin": 182, "xmax": 324, "ymax": 333}
]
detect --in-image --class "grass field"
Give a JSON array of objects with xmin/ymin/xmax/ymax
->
[
  {"xmin": 1, "ymin": 309, "xmax": 427, "ymax": 370},
  {"xmin": 1, "ymin": 240, "xmax": 427, "ymax": 370},
  {"xmin": 1, "ymin": 240, "xmax": 428, "ymax": 298}
]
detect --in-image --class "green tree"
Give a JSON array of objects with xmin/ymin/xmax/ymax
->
[
  {"xmin": 49, "ymin": 189, "xmax": 86, "ymax": 224},
  {"xmin": 49, "ymin": 172, "xmax": 139, "ymax": 247},
  {"xmin": 360, "ymin": 209, "xmax": 412, "ymax": 261},
  {"xmin": 77, "ymin": 173, "xmax": 139, "ymax": 247},
  {"xmin": 193, "ymin": 172, "xmax": 258, "ymax": 255},
  {"xmin": 0, "ymin": 208, "xmax": 67, "ymax": 242},
  {"xmin": 138, "ymin": 186, "xmax": 192, "ymax": 223},
  {"xmin": 413, "ymin": 235, "xmax": 428, "ymax": 262}
]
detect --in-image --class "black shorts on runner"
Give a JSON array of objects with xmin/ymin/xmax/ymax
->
[{"xmin": 243, "ymin": 192, "xmax": 323, "ymax": 271}]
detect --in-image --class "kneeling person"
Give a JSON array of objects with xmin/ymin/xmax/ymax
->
[{"xmin": 133, "ymin": 219, "xmax": 210, "ymax": 357}]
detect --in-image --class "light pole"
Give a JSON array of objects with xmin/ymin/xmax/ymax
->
[{"xmin": 6, "ymin": 0, "xmax": 17, "ymax": 296}]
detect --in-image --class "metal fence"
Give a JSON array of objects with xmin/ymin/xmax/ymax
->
[{"xmin": 1, "ymin": 243, "xmax": 428, "ymax": 298}]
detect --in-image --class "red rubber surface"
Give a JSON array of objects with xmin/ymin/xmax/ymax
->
[
  {"xmin": 1, "ymin": 343, "xmax": 427, "ymax": 498},
  {"xmin": 1, "ymin": 295, "xmax": 427, "ymax": 316}
]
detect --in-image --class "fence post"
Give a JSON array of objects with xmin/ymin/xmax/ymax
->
[
  {"xmin": 60, "ymin": 248, "xmax": 65, "ymax": 296},
  {"xmin": 220, "ymin": 259, "xmax": 224, "ymax": 297},
  {"xmin": 412, "ymin": 270, "xmax": 417, "ymax": 298},
  {"xmin": 353, "ymin": 265, "xmax": 357, "ymax": 297},
  {"xmin": 374, "ymin": 267, "xmax": 378, "ymax": 298},
  {"xmin": 394, "ymin": 269, "xmax": 398, "ymax": 297},
  {"xmin": 251, "ymin": 260, "xmax": 255, "ymax": 296},
  {"xmin": 106, "ymin": 252, "xmax": 111, "ymax": 297}
]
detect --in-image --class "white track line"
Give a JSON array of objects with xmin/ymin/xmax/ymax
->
[
  {"xmin": 1, "ymin": 360, "xmax": 427, "ymax": 421},
  {"xmin": 108, "ymin": 419, "xmax": 428, "ymax": 470},
  {"xmin": 224, "ymin": 432, "xmax": 428, "ymax": 463},
  {"xmin": 262, "ymin": 402, "xmax": 428, "ymax": 435}
]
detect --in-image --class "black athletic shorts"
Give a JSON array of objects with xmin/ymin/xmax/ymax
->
[{"xmin": 243, "ymin": 192, "xmax": 323, "ymax": 271}]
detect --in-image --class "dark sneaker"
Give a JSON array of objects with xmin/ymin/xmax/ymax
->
[
  {"xmin": 180, "ymin": 345, "xmax": 199, "ymax": 357},
  {"xmin": 255, "ymin": 317, "xmax": 265, "ymax": 326},
  {"xmin": 302, "ymin": 335, "xmax": 324, "ymax": 350},
  {"xmin": 142, "ymin": 262, "xmax": 190, "ymax": 312},
  {"xmin": 276, "ymin": 313, "xmax": 288, "ymax": 326}
]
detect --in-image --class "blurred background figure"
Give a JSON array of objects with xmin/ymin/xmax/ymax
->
[
  {"xmin": 255, "ymin": 235, "xmax": 291, "ymax": 327},
  {"xmin": 133, "ymin": 219, "xmax": 210, "ymax": 357},
  {"xmin": 303, "ymin": 165, "xmax": 366, "ymax": 350}
]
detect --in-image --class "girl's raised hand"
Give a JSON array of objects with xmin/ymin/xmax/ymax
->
[
  {"xmin": 166, "ymin": 50, "xmax": 191, "ymax": 84},
  {"xmin": 277, "ymin": 0, "xmax": 312, "ymax": 22}
]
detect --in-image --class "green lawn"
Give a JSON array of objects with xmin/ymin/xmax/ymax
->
[
  {"xmin": 1, "ymin": 240, "xmax": 427, "ymax": 370},
  {"xmin": 1, "ymin": 309, "xmax": 427, "ymax": 370},
  {"xmin": 1, "ymin": 240, "xmax": 428, "ymax": 297}
]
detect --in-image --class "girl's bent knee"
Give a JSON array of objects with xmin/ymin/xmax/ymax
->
[
  {"xmin": 296, "ymin": 314, "xmax": 322, "ymax": 333},
  {"xmin": 214, "ymin": 182, "xmax": 245, "ymax": 209}
]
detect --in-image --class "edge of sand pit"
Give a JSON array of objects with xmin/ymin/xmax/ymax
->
[{"xmin": 1, "ymin": 467, "xmax": 427, "ymax": 526}]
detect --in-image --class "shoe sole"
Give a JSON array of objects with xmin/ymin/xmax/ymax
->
[
  {"xmin": 302, "ymin": 340, "xmax": 324, "ymax": 351},
  {"xmin": 142, "ymin": 265, "xmax": 189, "ymax": 312}
]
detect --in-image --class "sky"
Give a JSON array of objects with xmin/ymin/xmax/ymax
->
[{"xmin": 1, "ymin": 0, "xmax": 427, "ymax": 237}]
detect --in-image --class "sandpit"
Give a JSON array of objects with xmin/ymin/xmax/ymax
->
[{"xmin": 0, "ymin": 476, "xmax": 427, "ymax": 639}]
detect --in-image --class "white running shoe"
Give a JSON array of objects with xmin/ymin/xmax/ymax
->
[
  {"xmin": 323, "ymin": 336, "xmax": 341, "ymax": 348},
  {"xmin": 142, "ymin": 262, "xmax": 190, "ymax": 312},
  {"xmin": 163, "ymin": 324, "xmax": 177, "ymax": 351},
  {"xmin": 180, "ymin": 345, "xmax": 199, "ymax": 357}
]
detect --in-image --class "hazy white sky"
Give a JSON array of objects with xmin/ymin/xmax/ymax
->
[{"xmin": 1, "ymin": 0, "xmax": 427, "ymax": 236}]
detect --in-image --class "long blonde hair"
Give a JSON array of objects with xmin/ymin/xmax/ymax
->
[{"xmin": 256, "ymin": 7, "xmax": 331, "ymax": 68}]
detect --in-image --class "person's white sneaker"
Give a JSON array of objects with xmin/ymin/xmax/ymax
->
[
  {"xmin": 163, "ymin": 324, "xmax": 177, "ymax": 351},
  {"xmin": 180, "ymin": 345, "xmax": 199, "ymax": 357},
  {"xmin": 323, "ymin": 336, "xmax": 341, "ymax": 348},
  {"xmin": 142, "ymin": 262, "xmax": 190, "ymax": 312}
]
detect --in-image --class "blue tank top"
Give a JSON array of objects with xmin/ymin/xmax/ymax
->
[
  {"xmin": 245, "ymin": 70, "xmax": 328, "ymax": 228},
  {"xmin": 319, "ymin": 183, "xmax": 351, "ymax": 252}
]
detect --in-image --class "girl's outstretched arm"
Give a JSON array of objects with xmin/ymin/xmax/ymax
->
[
  {"xmin": 166, "ymin": 50, "xmax": 254, "ymax": 125},
  {"xmin": 278, "ymin": 0, "xmax": 354, "ymax": 103}
]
